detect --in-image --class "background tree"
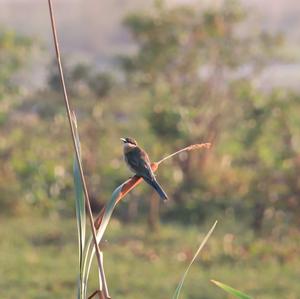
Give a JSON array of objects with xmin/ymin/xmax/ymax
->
[
  {"xmin": 0, "ymin": 30, "xmax": 33, "ymax": 213},
  {"xmin": 1, "ymin": 1, "xmax": 300, "ymax": 234},
  {"xmin": 121, "ymin": 0, "xmax": 300, "ymax": 231}
]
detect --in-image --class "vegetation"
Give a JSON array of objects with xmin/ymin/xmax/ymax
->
[
  {"xmin": 1, "ymin": 1, "xmax": 299, "ymax": 232},
  {"xmin": 0, "ymin": 216, "xmax": 299, "ymax": 299},
  {"xmin": 0, "ymin": 0, "xmax": 299, "ymax": 298}
]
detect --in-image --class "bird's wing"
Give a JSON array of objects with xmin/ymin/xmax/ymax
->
[{"xmin": 126, "ymin": 147, "xmax": 155, "ymax": 180}]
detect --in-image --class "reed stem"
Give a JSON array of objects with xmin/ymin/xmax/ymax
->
[{"xmin": 47, "ymin": 1, "xmax": 109, "ymax": 297}]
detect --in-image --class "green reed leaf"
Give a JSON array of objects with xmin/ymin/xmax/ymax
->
[
  {"xmin": 172, "ymin": 221, "xmax": 218, "ymax": 299},
  {"xmin": 72, "ymin": 113, "xmax": 86, "ymax": 299},
  {"xmin": 211, "ymin": 280, "xmax": 252, "ymax": 299},
  {"xmin": 82, "ymin": 182, "xmax": 124, "ymax": 297}
]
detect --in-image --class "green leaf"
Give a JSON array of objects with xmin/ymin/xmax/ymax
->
[
  {"xmin": 96, "ymin": 184, "xmax": 124, "ymax": 243},
  {"xmin": 172, "ymin": 220, "xmax": 218, "ymax": 299},
  {"xmin": 71, "ymin": 113, "xmax": 86, "ymax": 299},
  {"xmin": 82, "ymin": 182, "xmax": 124, "ymax": 297},
  {"xmin": 72, "ymin": 115, "xmax": 86, "ymax": 265},
  {"xmin": 73, "ymin": 151, "xmax": 86, "ymax": 264},
  {"xmin": 211, "ymin": 280, "xmax": 252, "ymax": 299}
]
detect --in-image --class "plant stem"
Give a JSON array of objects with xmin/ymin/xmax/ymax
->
[
  {"xmin": 47, "ymin": 1, "xmax": 109, "ymax": 297},
  {"xmin": 157, "ymin": 143, "xmax": 211, "ymax": 165}
]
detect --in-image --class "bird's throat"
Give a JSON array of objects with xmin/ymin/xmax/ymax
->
[{"xmin": 123, "ymin": 143, "xmax": 137, "ymax": 154}]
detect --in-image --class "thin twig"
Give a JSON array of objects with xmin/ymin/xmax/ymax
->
[
  {"xmin": 47, "ymin": 1, "xmax": 109, "ymax": 298},
  {"xmin": 157, "ymin": 143, "xmax": 211, "ymax": 165},
  {"xmin": 88, "ymin": 290, "xmax": 105, "ymax": 299}
]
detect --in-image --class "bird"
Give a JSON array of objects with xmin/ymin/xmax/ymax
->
[{"xmin": 120, "ymin": 137, "xmax": 168, "ymax": 201}]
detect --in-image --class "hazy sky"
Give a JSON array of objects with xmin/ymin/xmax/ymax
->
[
  {"xmin": 1, "ymin": 0, "xmax": 300, "ymax": 89},
  {"xmin": 1, "ymin": 0, "xmax": 300, "ymax": 57}
]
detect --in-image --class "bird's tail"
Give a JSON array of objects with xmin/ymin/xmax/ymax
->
[{"xmin": 143, "ymin": 177, "xmax": 168, "ymax": 201}]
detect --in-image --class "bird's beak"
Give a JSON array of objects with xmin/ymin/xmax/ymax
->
[{"xmin": 120, "ymin": 138, "xmax": 126, "ymax": 143}]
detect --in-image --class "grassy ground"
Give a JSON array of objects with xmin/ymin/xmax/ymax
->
[{"xmin": 0, "ymin": 215, "xmax": 299, "ymax": 299}]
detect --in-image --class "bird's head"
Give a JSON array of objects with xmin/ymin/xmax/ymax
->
[{"xmin": 120, "ymin": 137, "xmax": 138, "ymax": 147}]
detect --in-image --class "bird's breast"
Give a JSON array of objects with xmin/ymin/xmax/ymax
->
[{"xmin": 124, "ymin": 154, "xmax": 136, "ymax": 173}]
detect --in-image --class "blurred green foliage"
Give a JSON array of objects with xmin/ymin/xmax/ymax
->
[
  {"xmin": 0, "ymin": 216, "xmax": 299, "ymax": 299},
  {"xmin": 0, "ymin": 0, "xmax": 300, "ymax": 237},
  {"xmin": 120, "ymin": 0, "xmax": 300, "ymax": 231},
  {"xmin": 0, "ymin": 30, "xmax": 32, "ymax": 100}
]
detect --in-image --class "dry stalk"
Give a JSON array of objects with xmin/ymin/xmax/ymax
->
[{"xmin": 47, "ymin": 1, "xmax": 109, "ymax": 297}]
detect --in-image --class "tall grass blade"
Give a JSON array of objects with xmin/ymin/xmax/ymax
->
[
  {"xmin": 48, "ymin": 1, "xmax": 109, "ymax": 293},
  {"xmin": 83, "ymin": 183, "xmax": 124, "ymax": 296},
  {"xmin": 96, "ymin": 184, "xmax": 124, "ymax": 243},
  {"xmin": 172, "ymin": 220, "xmax": 218, "ymax": 299},
  {"xmin": 211, "ymin": 280, "xmax": 252, "ymax": 299},
  {"xmin": 82, "ymin": 235, "xmax": 92, "ymax": 297},
  {"xmin": 74, "ymin": 146, "xmax": 86, "ymax": 261},
  {"xmin": 72, "ymin": 113, "xmax": 86, "ymax": 299}
]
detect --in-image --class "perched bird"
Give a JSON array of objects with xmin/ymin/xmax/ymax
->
[{"xmin": 120, "ymin": 137, "xmax": 168, "ymax": 201}]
